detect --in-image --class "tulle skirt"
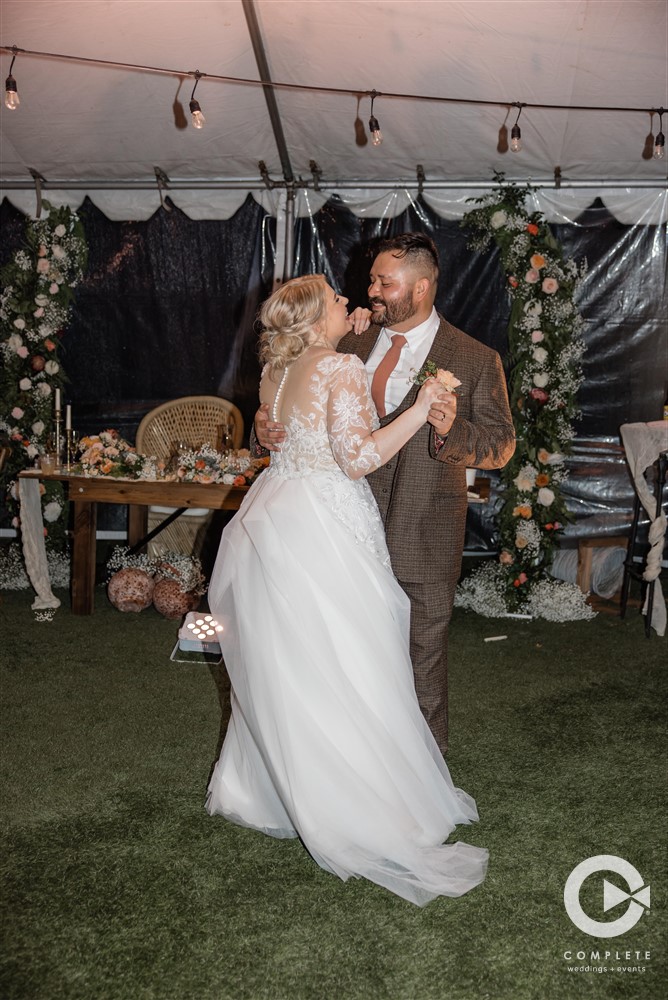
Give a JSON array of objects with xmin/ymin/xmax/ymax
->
[{"xmin": 206, "ymin": 471, "xmax": 488, "ymax": 906}]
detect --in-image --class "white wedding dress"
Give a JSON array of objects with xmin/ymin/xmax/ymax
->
[{"xmin": 206, "ymin": 351, "xmax": 488, "ymax": 906}]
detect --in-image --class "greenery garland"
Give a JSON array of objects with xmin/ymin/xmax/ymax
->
[
  {"xmin": 0, "ymin": 202, "xmax": 87, "ymax": 550},
  {"xmin": 455, "ymin": 177, "xmax": 594, "ymax": 621}
]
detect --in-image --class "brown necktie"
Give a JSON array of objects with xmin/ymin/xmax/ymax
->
[{"xmin": 371, "ymin": 334, "xmax": 407, "ymax": 418}]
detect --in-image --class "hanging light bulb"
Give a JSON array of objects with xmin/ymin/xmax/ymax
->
[
  {"xmin": 654, "ymin": 110, "xmax": 665, "ymax": 159},
  {"xmin": 4, "ymin": 49, "xmax": 20, "ymax": 110},
  {"xmin": 189, "ymin": 98, "xmax": 206, "ymax": 129},
  {"xmin": 368, "ymin": 91, "xmax": 383, "ymax": 146},
  {"xmin": 510, "ymin": 104, "xmax": 524, "ymax": 153},
  {"xmin": 189, "ymin": 71, "xmax": 206, "ymax": 129}
]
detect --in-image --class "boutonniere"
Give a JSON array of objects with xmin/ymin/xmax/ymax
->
[{"xmin": 410, "ymin": 360, "xmax": 462, "ymax": 394}]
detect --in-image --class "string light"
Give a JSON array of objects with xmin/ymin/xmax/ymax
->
[
  {"xmin": 4, "ymin": 47, "xmax": 20, "ymax": 110},
  {"xmin": 510, "ymin": 104, "xmax": 524, "ymax": 153},
  {"xmin": 1, "ymin": 44, "xmax": 666, "ymax": 170},
  {"xmin": 189, "ymin": 71, "xmax": 206, "ymax": 129},
  {"xmin": 654, "ymin": 108, "xmax": 665, "ymax": 159},
  {"xmin": 368, "ymin": 90, "xmax": 383, "ymax": 147}
]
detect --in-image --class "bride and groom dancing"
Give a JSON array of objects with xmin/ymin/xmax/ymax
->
[{"xmin": 206, "ymin": 233, "xmax": 515, "ymax": 905}]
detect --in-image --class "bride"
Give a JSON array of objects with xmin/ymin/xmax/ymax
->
[{"xmin": 206, "ymin": 274, "xmax": 488, "ymax": 906}]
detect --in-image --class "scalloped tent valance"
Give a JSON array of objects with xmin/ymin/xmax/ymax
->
[{"xmin": 2, "ymin": 188, "xmax": 666, "ymax": 226}]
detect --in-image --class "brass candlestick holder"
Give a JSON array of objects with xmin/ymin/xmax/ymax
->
[
  {"xmin": 54, "ymin": 410, "xmax": 64, "ymax": 469},
  {"xmin": 65, "ymin": 428, "xmax": 79, "ymax": 470}
]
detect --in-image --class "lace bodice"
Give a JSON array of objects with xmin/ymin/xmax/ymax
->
[
  {"xmin": 265, "ymin": 353, "xmax": 383, "ymax": 481},
  {"xmin": 262, "ymin": 352, "xmax": 389, "ymax": 567}
]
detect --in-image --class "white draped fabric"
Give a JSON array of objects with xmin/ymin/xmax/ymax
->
[
  {"xmin": 17, "ymin": 477, "xmax": 60, "ymax": 610},
  {"xmin": 620, "ymin": 422, "xmax": 668, "ymax": 637}
]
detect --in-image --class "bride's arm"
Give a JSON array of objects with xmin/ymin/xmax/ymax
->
[{"xmin": 328, "ymin": 355, "xmax": 446, "ymax": 481}]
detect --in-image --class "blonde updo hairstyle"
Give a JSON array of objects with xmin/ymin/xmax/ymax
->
[{"xmin": 259, "ymin": 274, "xmax": 328, "ymax": 371}]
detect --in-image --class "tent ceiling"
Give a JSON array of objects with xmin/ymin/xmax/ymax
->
[{"xmin": 1, "ymin": 0, "xmax": 666, "ymax": 218}]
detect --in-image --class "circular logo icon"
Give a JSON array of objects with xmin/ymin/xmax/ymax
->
[{"xmin": 564, "ymin": 855, "xmax": 650, "ymax": 938}]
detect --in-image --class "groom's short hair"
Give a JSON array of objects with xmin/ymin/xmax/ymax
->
[{"xmin": 376, "ymin": 233, "xmax": 440, "ymax": 283}]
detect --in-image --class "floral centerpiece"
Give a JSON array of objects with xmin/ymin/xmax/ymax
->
[
  {"xmin": 455, "ymin": 176, "xmax": 594, "ymax": 622},
  {"xmin": 106, "ymin": 545, "xmax": 158, "ymax": 613},
  {"xmin": 75, "ymin": 429, "xmax": 159, "ymax": 479},
  {"xmin": 0, "ymin": 202, "xmax": 87, "ymax": 549},
  {"xmin": 153, "ymin": 552, "xmax": 207, "ymax": 619},
  {"xmin": 175, "ymin": 444, "xmax": 268, "ymax": 486}
]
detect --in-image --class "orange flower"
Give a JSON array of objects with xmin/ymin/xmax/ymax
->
[
  {"xmin": 537, "ymin": 448, "xmax": 550, "ymax": 463},
  {"xmin": 194, "ymin": 459, "xmax": 206, "ymax": 470},
  {"xmin": 512, "ymin": 504, "xmax": 533, "ymax": 519},
  {"xmin": 526, "ymin": 223, "xmax": 539, "ymax": 236},
  {"xmin": 233, "ymin": 475, "xmax": 246, "ymax": 487},
  {"xmin": 44, "ymin": 338, "xmax": 56, "ymax": 351},
  {"xmin": 530, "ymin": 253, "xmax": 546, "ymax": 269},
  {"xmin": 535, "ymin": 473, "xmax": 550, "ymax": 487},
  {"xmin": 101, "ymin": 460, "xmax": 114, "ymax": 474},
  {"xmin": 508, "ymin": 276, "xmax": 518, "ymax": 288}
]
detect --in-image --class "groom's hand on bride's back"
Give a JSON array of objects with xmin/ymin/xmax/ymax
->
[{"xmin": 255, "ymin": 403, "xmax": 287, "ymax": 451}]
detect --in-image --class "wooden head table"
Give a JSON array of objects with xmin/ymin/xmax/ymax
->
[{"xmin": 18, "ymin": 471, "xmax": 248, "ymax": 615}]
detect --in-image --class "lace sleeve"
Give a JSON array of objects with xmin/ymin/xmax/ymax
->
[{"xmin": 325, "ymin": 354, "xmax": 383, "ymax": 479}]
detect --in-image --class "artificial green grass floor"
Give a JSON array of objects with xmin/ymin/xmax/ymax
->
[{"xmin": 1, "ymin": 584, "xmax": 666, "ymax": 1000}]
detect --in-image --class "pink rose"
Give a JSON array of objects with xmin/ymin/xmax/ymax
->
[
  {"xmin": 524, "ymin": 269, "xmax": 540, "ymax": 284},
  {"xmin": 542, "ymin": 277, "xmax": 559, "ymax": 294},
  {"xmin": 34, "ymin": 307, "xmax": 45, "ymax": 318},
  {"xmin": 499, "ymin": 550, "xmax": 514, "ymax": 565},
  {"xmin": 11, "ymin": 406, "xmax": 24, "ymax": 419},
  {"xmin": 37, "ymin": 258, "xmax": 50, "ymax": 274},
  {"xmin": 49, "ymin": 283, "xmax": 59, "ymax": 294},
  {"xmin": 38, "ymin": 245, "xmax": 48, "ymax": 257},
  {"xmin": 17, "ymin": 345, "xmax": 29, "ymax": 358},
  {"xmin": 529, "ymin": 388, "xmax": 549, "ymax": 406},
  {"xmin": 531, "ymin": 330, "xmax": 544, "ymax": 343},
  {"xmin": 435, "ymin": 369, "xmax": 462, "ymax": 393}
]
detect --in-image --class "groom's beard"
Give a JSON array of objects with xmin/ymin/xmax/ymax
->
[{"xmin": 369, "ymin": 291, "xmax": 417, "ymax": 328}]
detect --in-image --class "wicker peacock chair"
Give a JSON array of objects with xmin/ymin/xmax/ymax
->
[{"xmin": 135, "ymin": 395, "xmax": 244, "ymax": 558}]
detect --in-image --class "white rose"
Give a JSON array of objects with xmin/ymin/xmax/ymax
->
[
  {"xmin": 26, "ymin": 444, "xmax": 38, "ymax": 459},
  {"xmin": 13, "ymin": 317, "xmax": 26, "ymax": 330},
  {"xmin": 43, "ymin": 501, "xmax": 63, "ymax": 522},
  {"xmin": 222, "ymin": 473, "xmax": 235, "ymax": 485},
  {"xmin": 490, "ymin": 210, "xmax": 507, "ymax": 229},
  {"xmin": 546, "ymin": 452, "xmax": 565, "ymax": 465},
  {"xmin": 524, "ymin": 301, "xmax": 542, "ymax": 316},
  {"xmin": 54, "ymin": 224, "xmax": 66, "ymax": 237},
  {"xmin": 8, "ymin": 334, "xmax": 23, "ymax": 351},
  {"xmin": 45, "ymin": 360, "xmax": 60, "ymax": 375},
  {"xmin": 38, "ymin": 382, "xmax": 52, "ymax": 397},
  {"xmin": 533, "ymin": 347, "xmax": 548, "ymax": 363},
  {"xmin": 537, "ymin": 487, "xmax": 555, "ymax": 506},
  {"xmin": 52, "ymin": 245, "xmax": 67, "ymax": 260},
  {"xmin": 32, "ymin": 420, "xmax": 45, "ymax": 436},
  {"xmin": 19, "ymin": 377, "xmax": 32, "ymax": 391},
  {"xmin": 35, "ymin": 294, "xmax": 49, "ymax": 307},
  {"xmin": 533, "ymin": 372, "xmax": 549, "ymax": 388}
]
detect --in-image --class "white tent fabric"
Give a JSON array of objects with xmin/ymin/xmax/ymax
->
[{"xmin": 1, "ymin": 0, "xmax": 667, "ymax": 223}]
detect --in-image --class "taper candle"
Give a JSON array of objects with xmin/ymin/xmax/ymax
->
[
  {"xmin": 55, "ymin": 388, "xmax": 61, "ymax": 411},
  {"xmin": 65, "ymin": 404, "xmax": 72, "ymax": 430}
]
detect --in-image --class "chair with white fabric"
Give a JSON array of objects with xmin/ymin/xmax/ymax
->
[{"xmin": 135, "ymin": 395, "xmax": 244, "ymax": 558}]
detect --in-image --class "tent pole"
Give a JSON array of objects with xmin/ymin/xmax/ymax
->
[{"xmin": 283, "ymin": 187, "xmax": 295, "ymax": 282}]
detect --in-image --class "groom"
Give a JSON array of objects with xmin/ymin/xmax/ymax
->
[{"xmin": 256, "ymin": 233, "xmax": 515, "ymax": 753}]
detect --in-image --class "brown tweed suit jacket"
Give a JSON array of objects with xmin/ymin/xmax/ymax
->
[{"xmin": 338, "ymin": 314, "xmax": 515, "ymax": 583}]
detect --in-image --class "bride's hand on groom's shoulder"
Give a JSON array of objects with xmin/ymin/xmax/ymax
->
[{"xmin": 255, "ymin": 403, "xmax": 287, "ymax": 451}]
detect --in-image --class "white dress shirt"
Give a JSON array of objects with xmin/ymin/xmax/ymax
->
[{"xmin": 365, "ymin": 307, "xmax": 441, "ymax": 415}]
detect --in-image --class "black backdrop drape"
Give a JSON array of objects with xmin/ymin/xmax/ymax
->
[{"xmin": 1, "ymin": 193, "xmax": 665, "ymax": 543}]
